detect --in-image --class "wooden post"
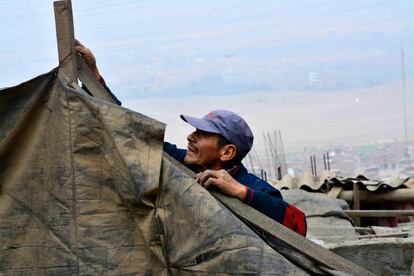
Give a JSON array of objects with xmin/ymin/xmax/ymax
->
[
  {"xmin": 344, "ymin": 210, "xmax": 414, "ymax": 217},
  {"xmin": 339, "ymin": 189, "xmax": 414, "ymax": 203},
  {"xmin": 54, "ymin": 0, "xmax": 117, "ymax": 104},
  {"xmin": 327, "ymin": 152, "xmax": 331, "ymax": 170},
  {"xmin": 54, "ymin": 0, "xmax": 77, "ymax": 82},
  {"xmin": 353, "ymin": 182, "xmax": 361, "ymax": 226}
]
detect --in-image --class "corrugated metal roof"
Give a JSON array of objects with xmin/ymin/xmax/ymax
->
[{"xmin": 271, "ymin": 171, "xmax": 412, "ymax": 193}]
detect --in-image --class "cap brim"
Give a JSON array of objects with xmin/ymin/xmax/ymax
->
[{"xmin": 180, "ymin": 114, "xmax": 221, "ymax": 134}]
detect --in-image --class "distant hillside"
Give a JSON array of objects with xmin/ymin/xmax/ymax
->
[
  {"xmin": 114, "ymin": 30, "xmax": 413, "ymax": 99},
  {"xmin": 125, "ymin": 77, "xmax": 414, "ymax": 152}
]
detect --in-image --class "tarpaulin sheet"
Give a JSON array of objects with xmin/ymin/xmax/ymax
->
[{"xmin": 0, "ymin": 70, "xmax": 307, "ymax": 275}]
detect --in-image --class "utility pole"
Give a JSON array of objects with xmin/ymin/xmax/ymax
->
[{"xmin": 401, "ymin": 45, "xmax": 408, "ymax": 153}]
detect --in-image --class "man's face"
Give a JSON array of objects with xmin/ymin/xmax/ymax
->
[{"xmin": 184, "ymin": 129, "xmax": 223, "ymax": 171}]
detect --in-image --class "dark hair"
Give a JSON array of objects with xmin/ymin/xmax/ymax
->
[{"xmin": 217, "ymin": 134, "xmax": 244, "ymax": 168}]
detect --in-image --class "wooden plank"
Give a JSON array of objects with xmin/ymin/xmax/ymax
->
[
  {"xmin": 327, "ymin": 185, "xmax": 343, "ymax": 198},
  {"xmin": 359, "ymin": 232, "xmax": 409, "ymax": 239},
  {"xmin": 345, "ymin": 210, "xmax": 414, "ymax": 217},
  {"xmin": 339, "ymin": 189, "xmax": 414, "ymax": 203},
  {"xmin": 163, "ymin": 153, "xmax": 376, "ymax": 276},
  {"xmin": 353, "ymin": 182, "xmax": 361, "ymax": 226},
  {"xmin": 354, "ymin": 227, "xmax": 374, "ymax": 235},
  {"xmin": 163, "ymin": 154, "xmax": 369, "ymax": 273},
  {"xmin": 211, "ymin": 191, "xmax": 376, "ymax": 276},
  {"xmin": 77, "ymin": 55, "xmax": 116, "ymax": 104},
  {"xmin": 54, "ymin": 0, "xmax": 77, "ymax": 82}
]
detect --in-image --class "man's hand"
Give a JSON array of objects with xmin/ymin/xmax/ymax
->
[
  {"xmin": 75, "ymin": 40, "xmax": 100, "ymax": 81},
  {"xmin": 196, "ymin": 169, "xmax": 246, "ymax": 201}
]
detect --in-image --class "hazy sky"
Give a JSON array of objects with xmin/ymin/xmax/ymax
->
[{"xmin": 2, "ymin": 0, "xmax": 413, "ymax": 152}]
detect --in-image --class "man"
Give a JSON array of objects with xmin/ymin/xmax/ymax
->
[{"xmin": 76, "ymin": 42, "xmax": 307, "ymax": 236}]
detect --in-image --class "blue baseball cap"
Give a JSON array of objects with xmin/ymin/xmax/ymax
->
[{"xmin": 180, "ymin": 110, "xmax": 254, "ymax": 158}]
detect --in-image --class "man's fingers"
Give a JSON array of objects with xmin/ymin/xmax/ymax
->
[
  {"xmin": 196, "ymin": 169, "xmax": 244, "ymax": 199},
  {"xmin": 196, "ymin": 171, "xmax": 212, "ymax": 186},
  {"xmin": 198, "ymin": 172, "xmax": 211, "ymax": 186},
  {"xmin": 195, "ymin": 172, "xmax": 202, "ymax": 183},
  {"xmin": 75, "ymin": 45, "xmax": 88, "ymax": 55},
  {"xmin": 202, "ymin": 170, "xmax": 221, "ymax": 179},
  {"xmin": 204, "ymin": 177, "xmax": 219, "ymax": 188},
  {"xmin": 74, "ymin": 39, "xmax": 84, "ymax": 47},
  {"xmin": 74, "ymin": 41, "xmax": 92, "ymax": 57},
  {"xmin": 197, "ymin": 170, "xmax": 221, "ymax": 186}
]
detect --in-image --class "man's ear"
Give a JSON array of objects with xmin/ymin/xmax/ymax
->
[{"xmin": 219, "ymin": 144, "xmax": 237, "ymax": 162}]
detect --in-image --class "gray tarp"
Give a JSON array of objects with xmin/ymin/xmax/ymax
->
[
  {"xmin": 0, "ymin": 70, "xmax": 308, "ymax": 275},
  {"xmin": 282, "ymin": 190, "xmax": 357, "ymax": 243}
]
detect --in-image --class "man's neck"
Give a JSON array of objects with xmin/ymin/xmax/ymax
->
[
  {"xmin": 191, "ymin": 163, "xmax": 240, "ymax": 175},
  {"xmin": 189, "ymin": 163, "xmax": 225, "ymax": 173}
]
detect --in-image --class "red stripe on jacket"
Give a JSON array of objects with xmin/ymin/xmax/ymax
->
[{"xmin": 282, "ymin": 204, "xmax": 307, "ymax": 236}]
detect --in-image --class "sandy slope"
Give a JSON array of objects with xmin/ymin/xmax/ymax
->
[{"xmin": 124, "ymin": 78, "xmax": 414, "ymax": 152}]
